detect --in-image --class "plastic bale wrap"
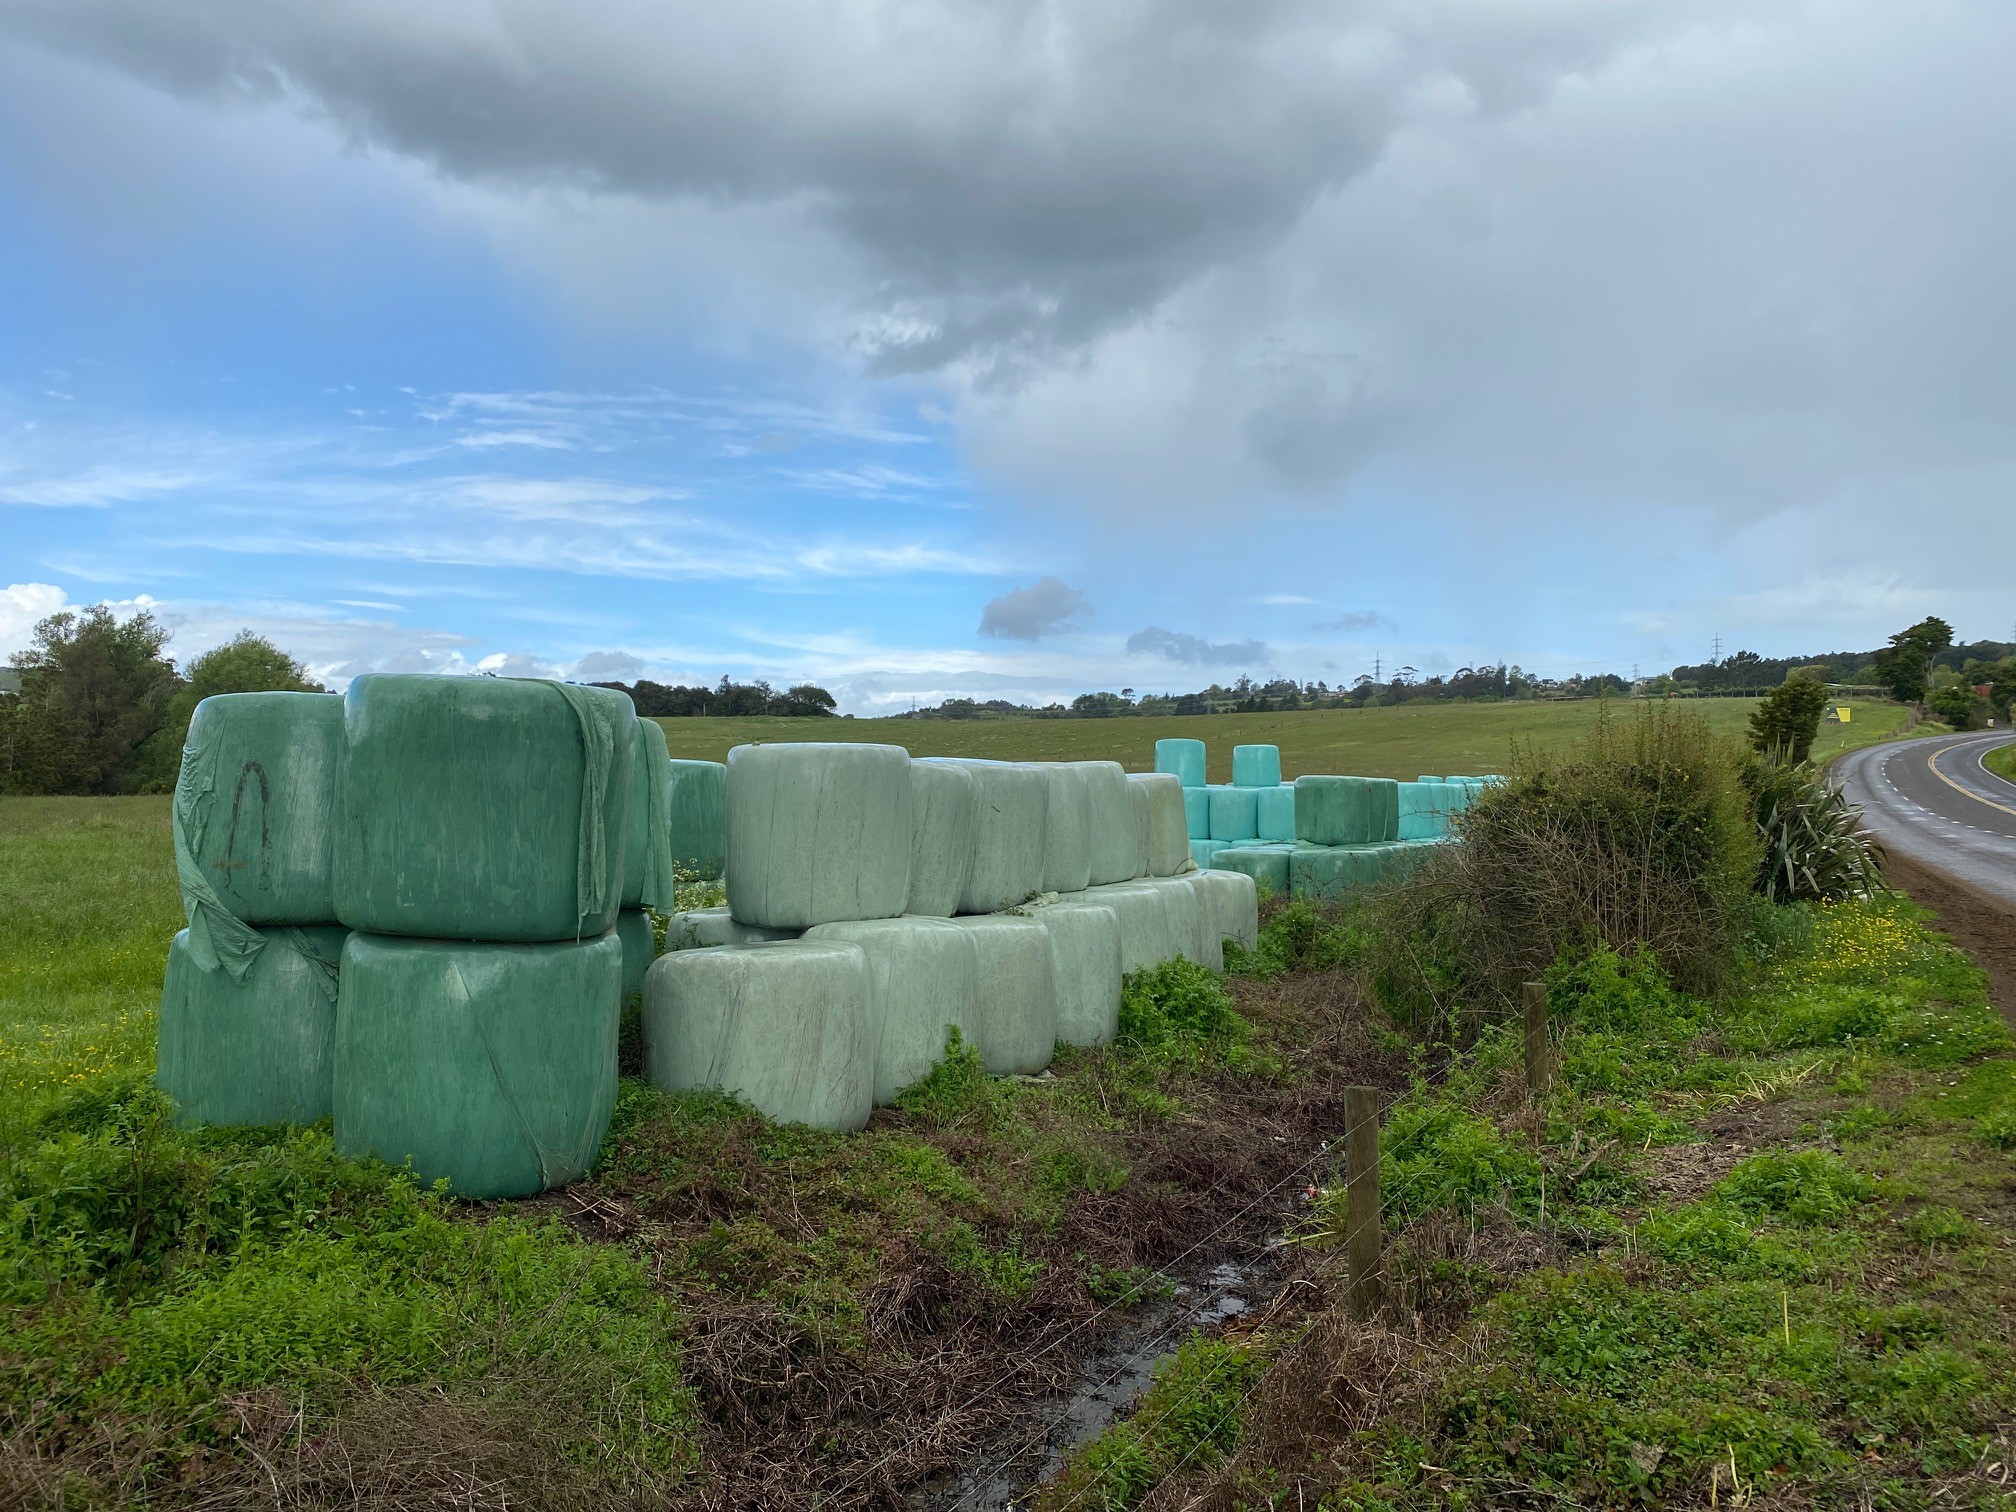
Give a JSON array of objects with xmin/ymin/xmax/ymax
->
[
  {"xmin": 665, "ymin": 906, "xmax": 801, "ymax": 951},
  {"xmin": 1417, "ymin": 774, "xmax": 1446, "ymax": 784},
  {"xmin": 334, "ymin": 932, "xmax": 621, "ymax": 1199},
  {"xmin": 667, "ymin": 758, "xmax": 727, "ymax": 879},
  {"xmin": 334, "ymin": 675, "xmax": 635, "ymax": 943},
  {"xmin": 1232, "ymin": 744, "xmax": 1282, "ymax": 788},
  {"xmin": 1189, "ymin": 868, "xmax": 1259, "ymax": 952},
  {"xmin": 1154, "ymin": 737, "xmax": 1207, "ymax": 789},
  {"xmin": 1293, "ymin": 775, "xmax": 1391, "ymax": 847},
  {"xmin": 725, "ymin": 743, "xmax": 912, "ymax": 929},
  {"xmin": 1085, "ymin": 882, "xmax": 1178, "ymax": 975},
  {"xmin": 1183, "ymin": 785, "xmax": 1211, "ymax": 840},
  {"xmin": 1032, "ymin": 900, "xmax": 1122, "ymax": 1047},
  {"xmin": 622, "ymin": 719, "xmax": 676, "ymax": 910},
  {"xmin": 922, "ymin": 759, "xmax": 1050, "ymax": 914},
  {"xmin": 1191, "ymin": 837, "xmax": 1231, "ymax": 870},
  {"xmin": 156, "ymin": 924, "xmax": 349, "ymax": 1128},
  {"xmin": 616, "ymin": 908, "xmax": 658, "ymax": 999},
  {"xmin": 1128, "ymin": 773, "xmax": 1193, "ymax": 878},
  {"xmin": 1213, "ymin": 844, "xmax": 1292, "ymax": 895},
  {"xmin": 1038, "ymin": 763, "xmax": 1093, "ymax": 895},
  {"xmin": 1372, "ymin": 778, "xmax": 1401, "ymax": 842},
  {"xmin": 1380, "ymin": 841, "xmax": 1437, "ymax": 883},
  {"xmin": 1289, "ymin": 844, "xmax": 1384, "ymax": 902},
  {"xmin": 958, "ymin": 914, "xmax": 1059, "ymax": 1075},
  {"xmin": 1207, "ymin": 784, "xmax": 1259, "ymax": 841},
  {"xmin": 907, "ymin": 759, "xmax": 977, "ymax": 917},
  {"xmin": 1397, "ymin": 782, "xmax": 1446, "ymax": 842},
  {"xmin": 642, "ymin": 941, "xmax": 874, "ymax": 1134},
  {"xmin": 802, "ymin": 916, "xmax": 979, "ymax": 1105},
  {"xmin": 1145, "ymin": 875, "xmax": 1215, "ymax": 971},
  {"xmin": 1255, "ymin": 784, "xmax": 1297, "ymax": 842},
  {"xmin": 1077, "ymin": 761, "xmax": 1141, "ymax": 885}
]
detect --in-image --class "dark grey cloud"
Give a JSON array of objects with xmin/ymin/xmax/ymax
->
[
  {"xmin": 978, "ymin": 576, "xmax": 1090, "ymax": 641},
  {"xmin": 1127, "ymin": 626, "xmax": 1269, "ymax": 667}
]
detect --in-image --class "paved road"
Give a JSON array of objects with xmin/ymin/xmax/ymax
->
[{"xmin": 1835, "ymin": 731, "xmax": 2016, "ymax": 908}]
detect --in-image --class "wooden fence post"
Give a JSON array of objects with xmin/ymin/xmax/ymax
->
[
  {"xmin": 1344, "ymin": 1085, "xmax": 1383, "ymax": 1320},
  {"xmin": 1523, "ymin": 980, "xmax": 1551, "ymax": 1097}
]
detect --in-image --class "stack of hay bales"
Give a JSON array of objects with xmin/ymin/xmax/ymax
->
[{"xmin": 1188, "ymin": 742, "xmax": 1299, "ymax": 870}]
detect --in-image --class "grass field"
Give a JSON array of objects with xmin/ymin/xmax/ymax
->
[
  {"xmin": 654, "ymin": 696, "xmax": 1912, "ymax": 778},
  {"xmin": 1985, "ymin": 739, "xmax": 2016, "ymax": 785}
]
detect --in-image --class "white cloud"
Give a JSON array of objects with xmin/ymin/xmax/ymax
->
[{"xmin": 0, "ymin": 581, "xmax": 68, "ymax": 657}]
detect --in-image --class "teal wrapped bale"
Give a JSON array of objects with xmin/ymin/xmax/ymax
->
[
  {"xmin": 1038, "ymin": 763, "xmax": 1093, "ymax": 896},
  {"xmin": 1232, "ymin": 745, "xmax": 1281, "ymax": 788},
  {"xmin": 1289, "ymin": 844, "xmax": 1382, "ymax": 901},
  {"xmin": 622, "ymin": 719, "xmax": 676, "ymax": 910},
  {"xmin": 643, "ymin": 941, "xmax": 874, "ymax": 1133},
  {"xmin": 1191, "ymin": 837, "xmax": 1230, "ymax": 870},
  {"xmin": 667, "ymin": 758, "xmax": 726, "ymax": 879},
  {"xmin": 1154, "ymin": 738, "xmax": 1207, "ymax": 789},
  {"xmin": 334, "ymin": 676, "xmax": 635, "ymax": 943},
  {"xmin": 725, "ymin": 743, "xmax": 911, "ymax": 929},
  {"xmin": 665, "ymin": 906, "xmax": 800, "ymax": 950},
  {"xmin": 1207, "ymin": 784, "xmax": 1259, "ymax": 841},
  {"xmin": 1078, "ymin": 761, "xmax": 1141, "ymax": 885},
  {"xmin": 907, "ymin": 759, "xmax": 977, "ymax": 917},
  {"xmin": 960, "ymin": 914, "xmax": 1059, "ymax": 1075},
  {"xmin": 1213, "ymin": 844, "xmax": 1292, "ymax": 895},
  {"xmin": 1127, "ymin": 773, "xmax": 1193, "ymax": 878},
  {"xmin": 1256, "ymin": 784, "xmax": 1297, "ymax": 842},
  {"xmin": 616, "ymin": 908, "xmax": 657, "ymax": 998},
  {"xmin": 1189, "ymin": 868, "xmax": 1259, "ymax": 952},
  {"xmin": 1397, "ymin": 782, "xmax": 1447, "ymax": 842},
  {"xmin": 1033, "ymin": 899, "xmax": 1122, "ymax": 1047},
  {"xmin": 1417, "ymin": 775, "xmax": 1445, "ymax": 784},
  {"xmin": 1086, "ymin": 881, "xmax": 1178, "ymax": 975},
  {"xmin": 923, "ymin": 759, "xmax": 1048, "ymax": 914},
  {"xmin": 803, "ymin": 916, "xmax": 979, "ymax": 1104},
  {"xmin": 156, "ymin": 924, "xmax": 348, "ymax": 1128},
  {"xmin": 334, "ymin": 932, "xmax": 620, "ymax": 1198},
  {"xmin": 1371, "ymin": 779, "xmax": 1400, "ymax": 843},
  {"xmin": 1183, "ymin": 785, "xmax": 1211, "ymax": 840}
]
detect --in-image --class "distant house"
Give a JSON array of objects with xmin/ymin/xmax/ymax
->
[{"xmin": 0, "ymin": 666, "xmax": 20, "ymax": 696}]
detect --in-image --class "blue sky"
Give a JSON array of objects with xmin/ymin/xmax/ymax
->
[{"xmin": 3, "ymin": 4, "xmax": 2012, "ymax": 711}]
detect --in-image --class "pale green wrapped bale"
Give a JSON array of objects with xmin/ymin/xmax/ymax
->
[
  {"xmin": 1077, "ymin": 761, "xmax": 1141, "ymax": 885},
  {"xmin": 1183, "ymin": 786, "xmax": 1211, "ymax": 840},
  {"xmin": 1293, "ymin": 775, "xmax": 1399, "ymax": 846},
  {"xmin": 1232, "ymin": 745, "xmax": 1281, "ymax": 788},
  {"xmin": 665, "ymin": 906, "xmax": 801, "ymax": 951},
  {"xmin": 334, "ymin": 676, "xmax": 635, "ymax": 943},
  {"xmin": 1155, "ymin": 738, "xmax": 1207, "ymax": 789},
  {"xmin": 725, "ymin": 743, "xmax": 912, "ymax": 929},
  {"xmin": 1038, "ymin": 763, "xmax": 1093, "ymax": 895},
  {"xmin": 1289, "ymin": 843, "xmax": 1382, "ymax": 902},
  {"xmin": 1033, "ymin": 899, "xmax": 1122, "ymax": 1047},
  {"xmin": 907, "ymin": 758, "xmax": 977, "ymax": 917},
  {"xmin": 1189, "ymin": 868, "xmax": 1259, "ymax": 952},
  {"xmin": 1397, "ymin": 782, "xmax": 1447, "ymax": 841},
  {"xmin": 1085, "ymin": 881, "xmax": 1178, "ymax": 975},
  {"xmin": 1147, "ymin": 875, "xmax": 1216, "ymax": 971},
  {"xmin": 617, "ymin": 908, "xmax": 658, "ymax": 998},
  {"xmin": 1191, "ymin": 838, "xmax": 1231, "ymax": 870},
  {"xmin": 622, "ymin": 719, "xmax": 676, "ymax": 910},
  {"xmin": 643, "ymin": 941, "xmax": 874, "ymax": 1133},
  {"xmin": 172, "ymin": 692, "xmax": 344, "ymax": 983},
  {"xmin": 803, "ymin": 915, "xmax": 978, "ymax": 1104},
  {"xmin": 1255, "ymin": 784, "xmax": 1297, "ymax": 842},
  {"xmin": 1372, "ymin": 779, "xmax": 1400, "ymax": 842},
  {"xmin": 1213, "ymin": 844, "xmax": 1292, "ymax": 895},
  {"xmin": 1207, "ymin": 784, "xmax": 1259, "ymax": 841},
  {"xmin": 334, "ymin": 932, "xmax": 620, "ymax": 1199},
  {"xmin": 667, "ymin": 758, "xmax": 726, "ymax": 879},
  {"xmin": 923, "ymin": 759, "xmax": 1048, "ymax": 915},
  {"xmin": 959, "ymin": 914, "xmax": 1059, "ymax": 1075},
  {"xmin": 156, "ymin": 924, "xmax": 348, "ymax": 1128},
  {"xmin": 1127, "ymin": 773, "xmax": 1193, "ymax": 878}
]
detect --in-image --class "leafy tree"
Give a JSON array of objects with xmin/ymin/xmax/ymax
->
[
  {"xmin": 0, "ymin": 607, "xmax": 179, "ymax": 794},
  {"xmin": 1872, "ymin": 617, "xmax": 1955, "ymax": 707},
  {"xmin": 774, "ymin": 683, "xmax": 838, "ymax": 717},
  {"xmin": 1747, "ymin": 674, "xmax": 1831, "ymax": 763},
  {"xmin": 132, "ymin": 632, "xmax": 325, "ymax": 790},
  {"xmin": 1927, "ymin": 683, "xmax": 1981, "ymax": 730}
]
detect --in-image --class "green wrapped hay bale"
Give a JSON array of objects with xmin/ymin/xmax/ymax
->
[
  {"xmin": 173, "ymin": 692, "xmax": 344, "ymax": 982},
  {"xmin": 334, "ymin": 676, "xmax": 635, "ymax": 943},
  {"xmin": 726, "ymin": 743, "xmax": 912, "ymax": 929},
  {"xmin": 1190, "ymin": 868, "xmax": 1259, "ymax": 952},
  {"xmin": 1032, "ymin": 899, "xmax": 1122, "ymax": 1047},
  {"xmin": 1372, "ymin": 779, "xmax": 1400, "ymax": 842},
  {"xmin": 1232, "ymin": 744, "xmax": 1281, "ymax": 788},
  {"xmin": 1127, "ymin": 773, "xmax": 1192, "ymax": 878},
  {"xmin": 1191, "ymin": 837, "xmax": 1231, "ymax": 870},
  {"xmin": 667, "ymin": 758, "xmax": 726, "ymax": 879},
  {"xmin": 1417, "ymin": 774, "xmax": 1445, "ymax": 784},
  {"xmin": 1038, "ymin": 763, "xmax": 1093, "ymax": 896},
  {"xmin": 156, "ymin": 924, "xmax": 349, "ymax": 1128},
  {"xmin": 803, "ymin": 916, "xmax": 978, "ymax": 1104},
  {"xmin": 1077, "ymin": 761, "xmax": 1142, "ymax": 885},
  {"xmin": 1085, "ymin": 881, "xmax": 1179, "ymax": 975},
  {"xmin": 616, "ymin": 908, "xmax": 658, "ymax": 999},
  {"xmin": 1207, "ymin": 784, "xmax": 1259, "ymax": 841},
  {"xmin": 1397, "ymin": 782, "xmax": 1447, "ymax": 842},
  {"xmin": 1293, "ymin": 775, "xmax": 1400, "ymax": 846},
  {"xmin": 622, "ymin": 719, "xmax": 676, "ymax": 910},
  {"xmin": 334, "ymin": 932, "xmax": 621, "ymax": 1199},
  {"xmin": 906, "ymin": 758, "xmax": 978, "ymax": 917},
  {"xmin": 1255, "ymin": 784, "xmax": 1297, "ymax": 842},
  {"xmin": 1289, "ymin": 843, "xmax": 1383, "ymax": 901},
  {"xmin": 1154, "ymin": 738, "xmax": 1207, "ymax": 789},
  {"xmin": 665, "ymin": 906, "xmax": 801, "ymax": 950},
  {"xmin": 1183, "ymin": 785, "xmax": 1211, "ymax": 840},
  {"xmin": 923, "ymin": 759, "xmax": 1048, "ymax": 915},
  {"xmin": 643, "ymin": 940, "xmax": 874, "ymax": 1133},
  {"xmin": 959, "ymin": 914, "xmax": 1059, "ymax": 1075},
  {"xmin": 1213, "ymin": 844, "xmax": 1292, "ymax": 895},
  {"xmin": 1147, "ymin": 875, "xmax": 1215, "ymax": 971}
]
